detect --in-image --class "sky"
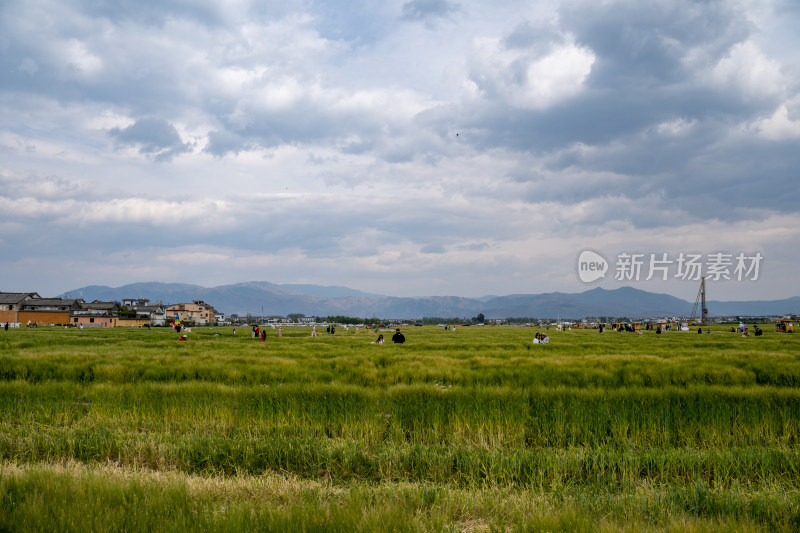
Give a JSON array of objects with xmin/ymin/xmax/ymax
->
[{"xmin": 1, "ymin": 0, "xmax": 799, "ymax": 302}]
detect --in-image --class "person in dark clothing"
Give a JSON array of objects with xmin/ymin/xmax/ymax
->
[{"xmin": 391, "ymin": 328, "xmax": 405, "ymax": 344}]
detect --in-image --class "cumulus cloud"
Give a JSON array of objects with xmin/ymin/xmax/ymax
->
[
  {"xmin": 467, "ymin": 36, "xmax": 595, "ymax": 110},
  {"xmin": 750, "ymin": 105, "xmax": 800, "ymax": 140},
  {"xmin": 0, "ymin": 0, "xmax": 798, "ymax": 300}
]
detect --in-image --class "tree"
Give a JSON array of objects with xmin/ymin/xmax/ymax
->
[{"xmin": 118, "ymin": 305, "xmax": 137, "ymax": 318}]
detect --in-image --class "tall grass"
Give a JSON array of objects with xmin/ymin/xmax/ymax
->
[
  {"xmin": 1, "ymin": 325, "xmax": 798, "ymax": 388},
  {"xmin": 0, "ymin": 325, "xmax": 798, "ymax": 530},
  {"xmin": 2, "ymin": 461, "xmax": 798, "ymax": 532}
]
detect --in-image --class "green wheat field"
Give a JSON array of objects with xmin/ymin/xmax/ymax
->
[{"xmin": 1, "ymin": 324, "xmax": 798, "ymax": 532}]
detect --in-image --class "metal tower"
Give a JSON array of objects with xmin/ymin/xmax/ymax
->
[{"xmin": 690, "ymin": 276, "xmax": 708, "ymax": 325}]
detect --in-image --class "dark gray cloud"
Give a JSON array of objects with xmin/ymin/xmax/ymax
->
[
  {"xmin": 204, "ymin": 130, "xmax": 252, "ymax": 157},
  {"xmin": 76, "ymin": 0, "xmax": 236, "ymax": 28},
  {"xmin": 503, "ymin": 21, "xmax": 562, "ymax": 51},
  {"xmin": 560, "ymin": 0, "xmax": 750, "ymax": 87},
  {"xmin": 421, "ymin": 243, "xmax": 446, "ymax": 254},
  {"xmin": 109, "ymin": 118, "xmax": 190, "ymax": 161},
  {"xmin": 411, "ymin": 0, "xmax": 798, "ymax": 228},
  {"xmin": 400, "ymin": 0, "xmax": 460, "ymax": 22}
]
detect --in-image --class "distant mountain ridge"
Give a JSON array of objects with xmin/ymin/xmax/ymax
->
[
  {"xmin": 280, "ymin": 284, "xmax": 383, "ymax": 300},
  {"xmin": 58, "ymin": 282, "xmax": 800, "ymax": 319}
]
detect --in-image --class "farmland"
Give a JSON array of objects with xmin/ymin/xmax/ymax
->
[{"xmin": 1, "ymin": 324, "xmax": 799, "ymax": 531}]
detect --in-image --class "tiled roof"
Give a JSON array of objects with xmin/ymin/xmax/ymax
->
[
  {"xmin": 20, "ymin": 298, "xmax": 82, "ymax": 309},
  {"xmin": 0, "ymin": 292, "xmax": 39, "ymax": 304},
  {"xmin": 82, "ymin": 301, "xmax": 119, "ymax": 310}
]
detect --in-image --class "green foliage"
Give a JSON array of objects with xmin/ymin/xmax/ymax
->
[
  {"xmin": 324, "ymin": 316, "xmax": 380, "ymax": 325},
  {"xmin": 117, "ymin": 306, "xmax": 137, "ymax": 318},
  {"xmin": 0, "ymin": 325, "xmax": 798, "ymax": 531}
]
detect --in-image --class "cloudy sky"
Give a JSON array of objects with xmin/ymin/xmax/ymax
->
[{"xmin": 2, "ymin": 0, "xmax": 799, "ymax": 302}]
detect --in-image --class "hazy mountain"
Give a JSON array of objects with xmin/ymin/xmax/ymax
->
[
  {"xmin": 707, "ymin": 297, "xmax": 800, "ymax": 317},
  {"xmin": 58, "ymin": 282, "xmax": 798, "ymax": 319},
  {"xmin": 280, "ymin": 284, "xmax": 383, "ymax": 300},
  {"xmin": 476, "ymin": 287, "xmax": 688, "ymax": 319},
  {"xmin": 63, "ymin": 282, "xmax": 206, "ymax": 303}
]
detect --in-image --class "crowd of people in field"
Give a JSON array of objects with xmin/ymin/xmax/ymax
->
[
  {"xmin": 167, "ymin": 320, "xmax": 413, "ymax": 345},
  {"xmin": 162, "ymin": 319, "xmax": 777, "ymax": 345}
]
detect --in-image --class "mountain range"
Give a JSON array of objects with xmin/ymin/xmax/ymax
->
[{"xmin": 59, "ymin": 282, "xmax": 800, "ymax": 319}]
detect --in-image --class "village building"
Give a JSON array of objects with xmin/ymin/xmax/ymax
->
[
  {"xmin": 70, "ymin": 300, "xmax": 120, "ymax": 327},
  {"xmin": 71, "ymin": 315, "xmax": 115, "ymax": 328},
  {"xmin": 122, "ymin": 298, "xmax": 168, "ymax": 326},
  {"xmin": 18, "ymin": 297, "xmax": 84, "ymax": 326},
  {"xmin": 75, "ymin": 300, "xmax": 121, "ymax": 316},
  {"xmin": 166, "ymin": 300, "xmax": 218, "ymax": 325},
  {"xmin": 0, "ymin": 292, "xmax": 40, "ymax": 325},
  {"xmin": 134, "ymin": 304, "xmax": 167, "ymax": 326},
  {"xmin": 111, "ymin": 316, "xmax": 151, "ymax": 328},
  {"xmin": 2, "ymin": 292, "xmax": 218, "ymax": 328}
]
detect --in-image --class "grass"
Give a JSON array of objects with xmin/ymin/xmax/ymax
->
[{"xmin": 0, "ymin": 324, "xmax": 799, "ymax": 531}]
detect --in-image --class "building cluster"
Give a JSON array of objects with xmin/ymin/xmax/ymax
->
[{"xmin": 0, "ymin": 292, "xmax": 221, "ymax": 328}]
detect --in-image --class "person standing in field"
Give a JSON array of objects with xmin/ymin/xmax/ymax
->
[
  {"xmin": 392, "ymin": 328, "xmax": 405, "ymax": 344},
  {"xmin": 311, "ymin": 324, "xmax": 317, "ymax": 337},
  {"xmin": 260, "ymin": 329, "xmax": 266, "ymax": 342},
  {"xmin": 278, "ymin": 326, "xmax": 283, "ymax": 338}
]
